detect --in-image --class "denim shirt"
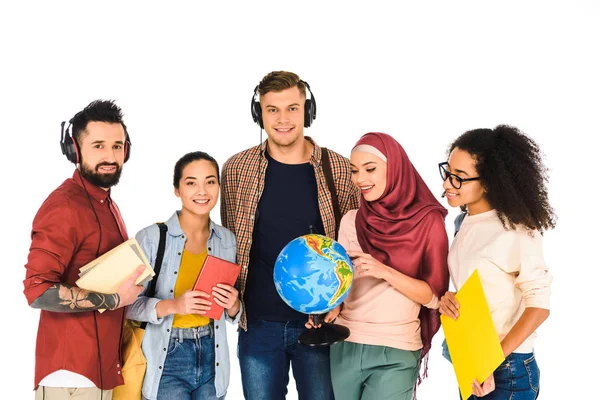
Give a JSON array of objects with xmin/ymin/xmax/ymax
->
[{"xmin": 127, "ymin": 211, "xmax": 241, "ymax": 400}]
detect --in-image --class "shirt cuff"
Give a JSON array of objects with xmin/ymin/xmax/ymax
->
[
  {"xmin": 147, "ymin": 297, "xmax": 164, "ymax": 324},
  {"xmin": 424, "ymin": 294, "xmax": 440, "ymax": 309},
  {"xmin": 224, "ymin": 301, "xmax": 243, "ymax": 325}
]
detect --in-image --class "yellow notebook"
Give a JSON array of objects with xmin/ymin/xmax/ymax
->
[
  {"xmin": 76, "ymin": 238, "xmax": 155, "ymax": 294},
  {"xmin": 441, "ymin": 270, "xmax": 505, "ymax": 400}
]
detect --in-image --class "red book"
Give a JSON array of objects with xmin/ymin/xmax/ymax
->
[{"xmin": 193, "ymin": 255, "xmax": 242, "ymax": 320}]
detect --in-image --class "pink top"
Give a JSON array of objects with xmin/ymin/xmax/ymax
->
[{"xmin": 336, "ymin": 210, "xmax": 439, "ymax": 351}]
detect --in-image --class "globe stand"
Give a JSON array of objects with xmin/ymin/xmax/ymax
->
[{"xmin": 299, "ymin": 313, "xmax": 350, "ymax": 346}]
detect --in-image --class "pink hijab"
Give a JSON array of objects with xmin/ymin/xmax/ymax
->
[{"xmin": 353, "ymin": 132, "xmax": 449, "ymax": 381}]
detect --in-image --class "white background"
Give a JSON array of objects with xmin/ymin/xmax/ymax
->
[{"xmin": 1, "ymin": 1, "xmax": 598, "ymax": 399}]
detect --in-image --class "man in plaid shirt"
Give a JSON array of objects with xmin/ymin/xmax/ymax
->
[{"xmin": 220, "ymin": 71, "xmax": 360, "ymax": 399}]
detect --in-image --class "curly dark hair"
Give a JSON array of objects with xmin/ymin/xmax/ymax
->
[{"xmin": 448, "ymin": 125, "xmax": 556, "ymax": 233}]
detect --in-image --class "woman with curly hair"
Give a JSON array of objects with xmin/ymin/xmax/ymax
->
[{"xmin": 438, "ymin": 125, "xmax": 555, "ymax": 399}]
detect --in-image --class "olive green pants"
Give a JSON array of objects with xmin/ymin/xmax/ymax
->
[{"xmin": 330, "ymin": 341, "xmax": 421, "ymax": 400}]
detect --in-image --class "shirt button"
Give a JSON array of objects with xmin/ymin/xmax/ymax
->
[
  {"xmin": 170, "ymin": 289, "xmax": 174, "ymax": 293},
  {"xmin": 117, "ymin": 363, "xmax": 120, "ymax": 368},
  {"xmin": 215, "ymin": 325, "xmax": 219, "ymax": 329},
  {"xmin": 178, "ymin": 252, "xmax": 181, "ymax": 256},
  {"xmin": 167, "ymin": 329, "xmax": 170, "ymax": 332},
  {"xmin": 174, "ymin": 271, "xmax": 177, "ymax": 274},
  {"xmin": 208, "ymin": 247, "xmax": 212, "ymax": 251},
  {"xmin": 216, "ymin": 362, "xmax": 219, "ymax": 366},
  {"xmin": 159, "ymin": 366, "xmax": 162, "ymax": 370},
  {"xmin": 100, "ymin": 199, "xmax": 104, "ymax": 204},
  {"xmin": 164, "ymin": 348, "xmax": 167, "ymax": 351},
  {"xmin": 216, "ymin": 344, "xmax": 219, "ymax": 348},
  {"xmin": 117, "ymin": 371, "xmax": 121, "ymax": 374}
]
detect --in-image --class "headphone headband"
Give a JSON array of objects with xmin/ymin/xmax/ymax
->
[
  {"xmin": 59, "ymin": 119, "xmax": 132, "ymax": 164},
  {"xmin": 250, "ymin": 79, "xmax": 317, "ymax": 129}
]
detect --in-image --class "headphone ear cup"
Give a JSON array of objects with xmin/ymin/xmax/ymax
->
[
  {"xmin": 250, "ymin": 85, "xmax": 264, "ymax": 129},
  {"xmin": 123, "ymin": 131, "xmax": 131, "ymax": 163},
  {"xmin": 251, "ymin": 100, "xmax": 263, "ymax": 129},
  {"xmin": 304, "ymin": 98, "xmax": 313, "ymax": 128},
  {"xmin": 61, "ymin": 129, "xmax": 80, "ymax": 164}
]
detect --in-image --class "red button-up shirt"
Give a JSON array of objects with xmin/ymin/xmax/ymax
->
[{"xmin": 23, "ymin": 171, "xmax": 129, "ymax": 390}]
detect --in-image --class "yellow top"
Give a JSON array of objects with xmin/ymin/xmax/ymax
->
[{"xmin": 172, "ymin": 248, "xmax": 211, "ymax": 328}]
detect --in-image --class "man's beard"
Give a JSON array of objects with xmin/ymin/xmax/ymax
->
[{"xmin": 80, "ymin": 162, "xmax": 122, "ymax": 188}]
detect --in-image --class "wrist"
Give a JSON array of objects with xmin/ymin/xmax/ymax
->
[
  {"xmin": 227, "ymin": 300, "xmax": 240, "ymax": 318},
  {"xmin": 157, "ymin": 299, "xmax": 176, "ymax": 318},
  {"xmin": 500, "ymin": 341, "xmax": 511, "ymax": 358},
  {"xmin": 106, "ymin": 293, "xmax": 120, "ymax": 310},
  {"xmin": 381, "ymin": 266, "xmax": 393, "ymax": 281}
]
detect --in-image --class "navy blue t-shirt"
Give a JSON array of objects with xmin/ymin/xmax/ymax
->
[{"xmin": 244, "ymin": 151, "xmax": 325, "ymax": 322}]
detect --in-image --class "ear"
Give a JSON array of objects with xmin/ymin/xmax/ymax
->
[{"xmin": 174, "ymin": 187, "xmax": 180, "ymax": 198}]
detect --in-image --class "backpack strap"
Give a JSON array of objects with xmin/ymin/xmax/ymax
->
[
  {"xmin": 321, "ymin": 147, "xmax": 342, "ymax": 240},
  {"xmin": 140, "ymin": 223, "xmax": 167, "ymax": 329}
]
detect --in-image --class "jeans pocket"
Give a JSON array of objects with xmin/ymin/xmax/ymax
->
[
  {"xmin": 524, "ymin": 354, "xmax": 540, "ymax": 395},
  {"xmin": 166, "ymin": 337, "xmax": 181, "ymax": 357},
  {"xmin": 493, "ymin": 358, "xmax": 512, "ymax": 393}
]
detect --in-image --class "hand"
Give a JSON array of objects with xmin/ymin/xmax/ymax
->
[
  {"xmin": 172, "ymin": 290, "xmax": 212, "ymax": 315},
  {"xmin": 115, "ymin": 265, "xmax": 146, "ymax": 308},
  {"xmin": 472, "ymin": 374, "xmax": 495, "ymax": 397},
  {"xmin": 439, "ymin": 291, "xmax": 460, "ymax": 320},
  {"xmin": 305, "ymin": 305, "xmax": 341, "ymax": 329},
  {"xmin": 347, "ymin": 250, "xmax": 389, "ymax": 280},
  {"xmin": 212, "ymin": 284, "xmax": 240, "ymax": 317}
]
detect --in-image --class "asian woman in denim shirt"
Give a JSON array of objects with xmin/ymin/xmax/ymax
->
[{"xmin": 127, "ymin": 151, "xmax": 242, "ymax": 400}]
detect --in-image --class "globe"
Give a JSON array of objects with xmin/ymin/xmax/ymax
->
[{"xmin": 274, "ymin": 234, "xmax": 354, "ymax": 315}]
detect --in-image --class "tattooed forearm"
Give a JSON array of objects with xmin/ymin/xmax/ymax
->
[{"xmin": 30, "ymin": 283, "xmax": 120, "ymax": 312}]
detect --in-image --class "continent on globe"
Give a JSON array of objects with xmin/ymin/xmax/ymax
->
[{"xmin": 274, "ymin": 234, "xmax": 354, "ymax": 315}]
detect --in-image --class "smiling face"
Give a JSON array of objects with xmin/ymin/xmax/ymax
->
[
  {"xmin": 77, "ymin": 121, "xmax": 126, "ymax": 189},
  {"xmin": 175, "ymin": 159, "xmax": 220, "ymax": 217},
  {"xmin": 260, "ymin": 86, "xmax": 305, "ymax": 148},
  {"xmin": 443, "ymin": 148, "xmax": 491, "ymax": 215},
  {"xmin": 350, "ymin": 151, "xmax": 388, "ymax": 202}
]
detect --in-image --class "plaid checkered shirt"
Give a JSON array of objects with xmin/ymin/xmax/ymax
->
[{"xmin": 220, "ymin": 137, "xmax": 360, "ymax": 330}]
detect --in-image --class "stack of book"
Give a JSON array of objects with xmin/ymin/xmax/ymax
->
[{"xmin": 76, "ymin": 238, "xmax": 155, "ymax": 294}]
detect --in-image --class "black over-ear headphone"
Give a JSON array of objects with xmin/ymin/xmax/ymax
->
[
  {"xmin": 60, "ymin": 119, "xmax": 132, "ymax": 164},
  {"xmin": 250, "ymin": 80, "xmax": 317, "ymax": 129}
]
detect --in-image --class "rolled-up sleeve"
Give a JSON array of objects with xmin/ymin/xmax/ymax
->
[
  {"xmin": 23, "ymin": 200, "xmax": 78, "ymax": 304},
  {"xmin": 126, "ymin": 226, "xmax": 166, "ymax": 324},
  {"xmin": 515, "ymin": 230, "xmax": 552, "ymax": 310}
]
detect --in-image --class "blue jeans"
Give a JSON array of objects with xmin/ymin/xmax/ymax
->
[
  {"xmin": 157, "ymin": 331, "xmax": 222, "ymax": 400},
  {"xmin": 238, "ymin": 319, "xmax": 335, "ymax": 400},
  {"xmin": 442, "ymin": 340, "xmax": 540, "ymax": 400}
]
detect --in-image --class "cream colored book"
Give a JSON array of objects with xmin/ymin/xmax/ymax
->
[{"xmin": 76, "ymin": 238, "xmax": 155, "ymax": 293}]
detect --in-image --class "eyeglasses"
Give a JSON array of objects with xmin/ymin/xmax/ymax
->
[{"xmin": 438, "ymin": 162, "xmax": 481, "ymax": 189}]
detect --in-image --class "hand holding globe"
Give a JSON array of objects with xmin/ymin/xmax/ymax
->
[{"xmin": 273, "ymin": 233, "xmax": 354, "ymax": 346}]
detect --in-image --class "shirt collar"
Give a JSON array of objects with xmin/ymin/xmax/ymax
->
[
  {"xmin": 72, "ymin": 170, "xmax": 110, "ymax": 203},
  {"xmin": 166, "ymin": 211, "xmax": 221, "ymax": 240}
]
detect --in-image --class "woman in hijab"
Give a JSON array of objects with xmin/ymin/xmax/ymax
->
[{"xmin": 326, "ymin": 132, "xmax": 450, "ymax": 399}]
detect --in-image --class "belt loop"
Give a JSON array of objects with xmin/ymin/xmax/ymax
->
[
  {"xmin": 177, "ymin": 328, "xmax": 184, "ymax": 342},
  {"xmin": 210, "ymin": 322, "xmax": 215, "ymax": 338}
]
